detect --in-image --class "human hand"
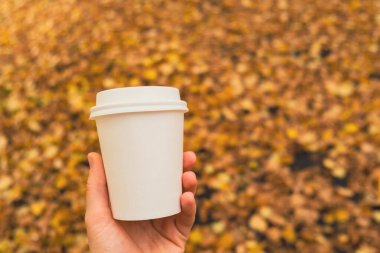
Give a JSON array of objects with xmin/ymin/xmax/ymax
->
[{"xmin": 85, "ymin": 151, "xmax": 197, "ymax": 253}]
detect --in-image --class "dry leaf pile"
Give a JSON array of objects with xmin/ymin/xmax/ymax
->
[{"xmin": 0, "ymin": 0, "xmax": 380, "ymax": 252}]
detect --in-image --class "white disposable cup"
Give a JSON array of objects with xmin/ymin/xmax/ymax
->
[{"xmin": 89, "ymin": 86, "xmax": 188, "ymax": 220}]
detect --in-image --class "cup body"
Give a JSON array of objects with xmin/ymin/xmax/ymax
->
[
  {"xmin": 90, "ymin": 86, "xmax": 187, "ymax": 220},
  {"xmin": 96, "ymin": 111, "xmax": 183, "ymax": 220}
]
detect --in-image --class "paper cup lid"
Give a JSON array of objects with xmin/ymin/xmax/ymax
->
[{"xmin": 89, "ymin": 86, "xmax": 188, "ymax": 119}]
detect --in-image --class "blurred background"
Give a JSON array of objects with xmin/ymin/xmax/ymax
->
[{"xmin": 1, "ymin": 0, "xmax": 380, "ymax": 252}]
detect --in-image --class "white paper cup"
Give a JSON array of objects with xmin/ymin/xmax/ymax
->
[{"xmin": 89, "ymin": 86, "xmax": 188, "ymax": 220}]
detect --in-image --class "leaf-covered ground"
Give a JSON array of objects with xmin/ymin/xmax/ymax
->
[{"xmin": 0, "ymin": 0, "xmax": 380, "ymax": 252}]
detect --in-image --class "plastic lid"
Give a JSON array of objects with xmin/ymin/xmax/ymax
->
[{"xmin": 89, "ymin": 86, "xmax": 188, "ymax": 119}]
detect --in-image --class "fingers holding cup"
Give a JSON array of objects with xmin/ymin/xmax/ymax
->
[
  {"xmin": 183, "ymin": 151, "xmax": 196, "ymax": 172},
  {"xmin": 182, "ymin": 171, "xmax": 197, "ymax": 194}
]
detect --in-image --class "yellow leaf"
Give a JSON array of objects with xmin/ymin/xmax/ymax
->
[
  {"xmin": 8, "ymin": 186, "xmax": 22, "ymax": 201},
  {"xmin": 166, "ymin": 52, "xmax": 180, "ymax": 64},
  {"xmin": 261, "ymin": 81, "xmax": 275, "ymax": 92},
  {"xmin": 268, "ymin": 153, "xmax": 281, "ymax": 168},
  {"xmin": 129, "ymin": 77, "xmax": 141, "ymax": 86},
  {"xmin": 241, "ymin": 99, "xmax": 253, "ymax": 110},
  {"xmin": 334, "ymin": 144, "xmax": 348, "ymax": 154},
  {"xmin": 189, "ymin": 228, "xmax": 203, "ymax": 244},
  {"xmin": 44, "ymin": 146, "xmax": 58, "ymax": 159},
  {"xmin": 0, "ymin": 135, "xmax": 7, "ymax": 149},
  {"xmin": 323, "ymin": 159, "xmax": 335, "ymax": 169},
  {"xmin": 159, "ymin": 63, "xmax": 174, "ymax": 75},
  {"xmin": 282, "ymin": 225, "xmax": 296, "ymax": 243},
  {"xmin": 331, "ymin": 167, "xmax": 347, "ymax": 178},
  {"xmin": 142, "ymin": 57, "xmax": 154, "ymax": 67},
  {"xmin": 28, "ymin": 120, "xmax": 41, "ymax": 132},
  {"xmin": 356, "ymin": 245, "xmax": 377, "ymax": 253},
  {"xmin": 259, "ymin": 206, "xmax": 273, "ymax": 218},
  {"xmin": 55, "ymin": 174, "xmax": 68, "ymax": 189},
  {"xmin": 277, "ymin": 0, "xmax": 288, "ymax": 9},
  {"xmin": 326, "ymin": 81, "xmax": 354, "ymax": 97},
  {"xmin": 373, "ymin": 211, "xmax": 380, "ymax": 223},
  {"xmin": 369, "ymin": 124, "xmax": 380, "ymax": 135},
  {"xmin": 31, "ymin": 200, "xmax": 46, "ymax": 216},
  {"xmin": 0, "ymin": 239, "xmax": 11, "ymax": 252},
  {"xmin": 249, "ymin": 215, "xmax": 267, "ymax": 232},
  {"xmin": 205, "ymin": 164, "xmax": 215, "ymax": 174},
  {"xmin": 222, "ymin": 108, "xmax": 237, "ymax": 121},
  {"xmin": 249, "ymin": 161, "xmax": 258, "ymax": 170},
  {"xmin": 311, "ymin": 41, "xmax": 322, "ymax": 58},
  {"xmin": 143, "ymin": 68, "xmax": 158, "ymax": 81},
  {"xmin": 0, "ymin": 176, "xmax": 12, "ymax": 191},
  {"xmin": 369, "ymin": 43, "xmax": 378, "ymax": 53},
  {"xmin": 286, "ymin": 128, "xmax": 298, "ymax": 139},
  {"xmin": 298, "ymin": 131, "xmax": 317, "ymax": 145},
  {"xmin": 237, "ymin": 63, "xmax": 248, "ymax": 73},
  {"xmin": 211, "ymin": 221, "xmax": 226, "ymax": 234},
  {"xmin": 231, "ymin": 75, "xmax": 243, "ymax": 95},
  {"xmin": 246, "ymin": 240, "xmax": 265, "ymax": 253},
  {"xmin": 217, "ymin": 232, "xmax": 234, "ymax": 249},
  {"xmin": 322, "ymin": 129, "xmax": 334, "ymax": 141},
  {"xmin": 67, "ymin": 85, "xmax": 85, "ymax": 110},
  {"xmin": 241, "ymin": 0, "xmax": 253, "ymax": 8},
  {"xmin": 273, "ymin": 39, "xmax": 288, "ymax": 52},
  {"xmin": 323, "ymin": 212, "xmax": 335, "ymax": 224},
  {"xmin": 103, "ymin": 78, "xmax": 117, "ymax": 88},
  {"xmin": 51, "ymin": 210, "xmax": 69, "ymax": 234},
  {"xmin": 335, "ymin": 209, "xmax": 350, "ymax": 223},
  {"xmin": 0, "ymin": 30, "xmax": 10, "ymax": 45},
  {"xmin": 5, "ymin": 93, "xmax": 21, "ymax": 112},
  {"xmin": 344, "ymin": 123, "xmax": 359, "ymax": 133},
  {"xmin": 210, "ymin": 172, "xmax": 230, "ymax": 190},
  {"xmin": 338, "ymin": 234, "xmax": 349, "ymax": 243},
  {"xmin": 349, "ymin": 0, "xmax": 361, "ymax": 10}
]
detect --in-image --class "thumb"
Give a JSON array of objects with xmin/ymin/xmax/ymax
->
[{"xmin": 85, "ymin": 152, "xmax": 112, "ymax": 223}]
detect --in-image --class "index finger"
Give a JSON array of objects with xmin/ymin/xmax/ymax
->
[{"xmin": 183, "ymin": 151, "xmax": 196, "ymax": 172}]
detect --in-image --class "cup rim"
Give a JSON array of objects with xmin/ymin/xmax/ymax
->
[
  {"xmin": 90, "ymin": 86, "xmax": 188, "ymax": 119},
  {"xmin": 90, "ymin": 100, "xmax": 188, "ymax": 119}
]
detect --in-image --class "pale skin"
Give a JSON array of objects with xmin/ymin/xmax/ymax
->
[{"xmin": 85, "ymin": 151, "xmax": 198, "ymax": 253}]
